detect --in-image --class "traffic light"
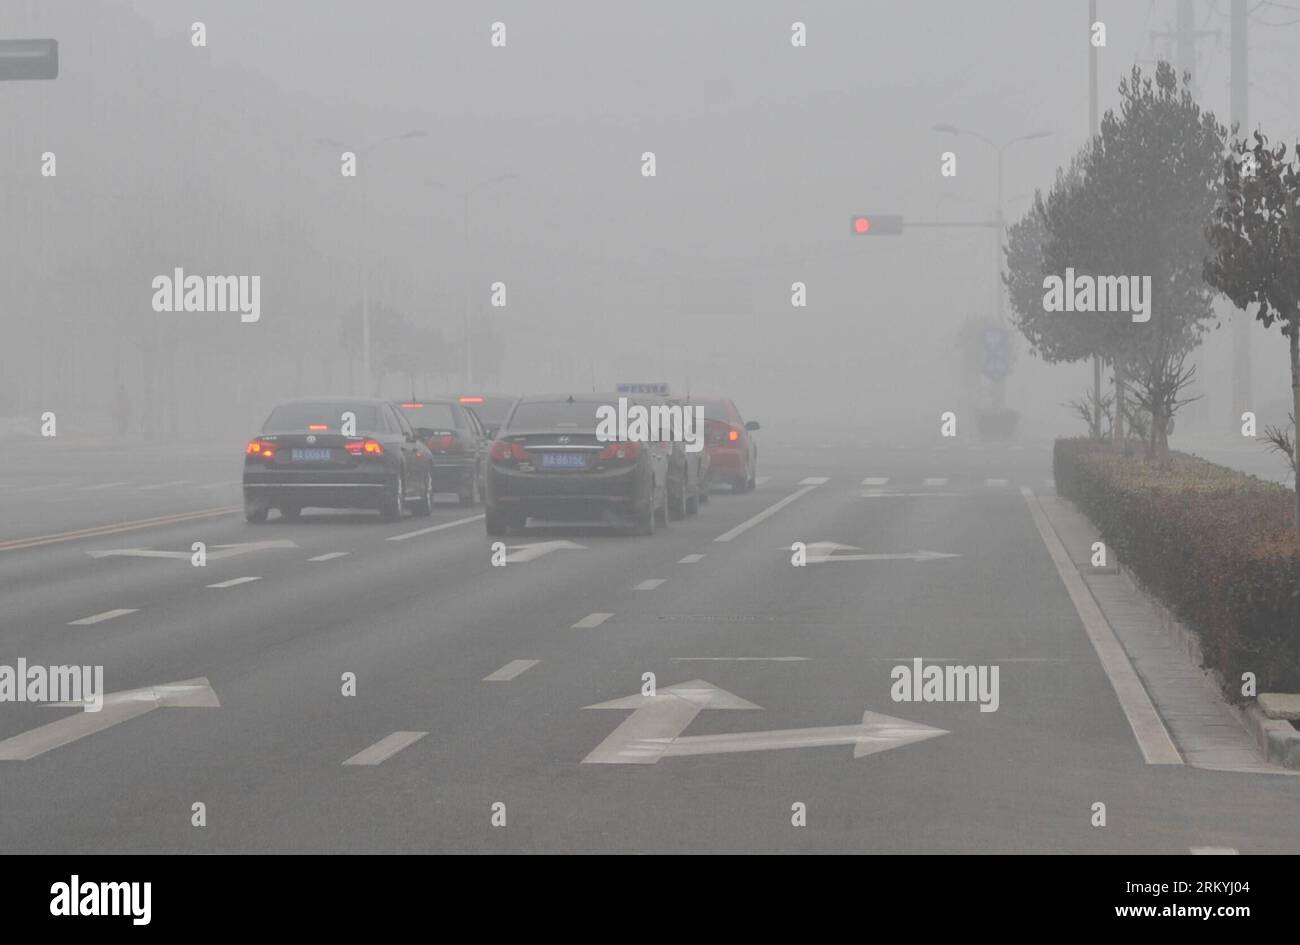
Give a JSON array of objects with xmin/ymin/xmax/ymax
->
[
  {"xmin": 850, "ymin": 214, "xmax": 903, "ymax": 236},
  {"xmin": 0, "ymin": 39, "xmax": 58, "ymax": 81}
]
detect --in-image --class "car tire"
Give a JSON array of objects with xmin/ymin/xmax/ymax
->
[
  {"xmin": 632, "ymin": 492, "xmax": 654, "ymax": 536},
  {"xmin": 458, "ymin": 468, "xmax": 480, "ymax": 506},
  {"xmin": 686, "ymin": 490, "xmax": 699, "ymax": 515},
  {"xmin": 278, "ymin": 504, "xmax": 301, "ymax": 521},
  {"xmin": 654, "ymin": 485, "xmax": 669, "ymax": 527},
  {"xmin": 485, "ymin": 508, "xmax": 509, "ymax": 537},
  {"xmin": 411, "ymin": 470, "xmax": 434, "ymax": 517},
  {"xmin": 668, "ymin": 480, "xmax": 687, "ymax": 520},
  {"xmin": 244, "ymin": 499, "xmax": 269, "ymax": 524},
  {"xmin": 746, "ymin": 467, "xmax": 757, "ymax": 491},
  {"xmin": 380, "ymin": 472, "xmax": 405, "ymax": 521}
]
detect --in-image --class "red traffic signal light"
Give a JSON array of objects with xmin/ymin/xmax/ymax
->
[{"xmin": 851, "ymin": 214, "xmax": 903, "ymax": 236}]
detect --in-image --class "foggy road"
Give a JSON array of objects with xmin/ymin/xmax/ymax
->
[{"xmin": 2, "ymin": 445, "xmax": 1296, "ymax": 854}]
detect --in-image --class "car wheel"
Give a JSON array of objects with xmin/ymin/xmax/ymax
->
[
  {"xmin": 411, "ymin": 470, "xmax": 434, "ymax": 517},
  {"xmin": 746, "ymin": 467, "xmax": 757, "ymax": 491},
  {"xmin": 686, "ymin": 490, "xmax": 699, "ymax": 515},
  {"xmin": 278, "ymin": 504, "xmax": 301, "ymax": 521},
  {"xmin": 244, "ymin": 499, "xmax": 269, "ymax": 524},
  {"xmin": 668, "ymin": 480, "xmax": 687, "ymax": 520},
  {"xmin": 631, "ymin": 490, "xmax": 655, "ymax": 536},
  {"xmin": 380, "ymin": 472, "xmax": 405, "ymax": 521},
  {"xmin": 485, "ymin": 507, "xmax": 509, "ymax": 537},
  {"xmin": 654, "ymin": 484, "xmax": 669, "ymax": 527},
  {"xmin": 459, "ymin": 468, "xmax": 480, "ymax": 506}
]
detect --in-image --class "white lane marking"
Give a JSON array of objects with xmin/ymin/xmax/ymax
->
[
  {"xmin": 862, "ymin": 477, "xmax": 889, "ymax": 486},
  {"xmin": 714, "ymin": 485, "xmax": 819, "ymax": 543},
  {"xmin": 572, "ymin": 612, "xmax": 613, "ymax": 629},
  {"xmin": 75, "ymin": 481, "xmax": 129, "ymax": 491},
  {"xmin": 89, "ymin": 539, "xmax": 296, "ymax": 561},
  {"xmin": 1021, "ymin": 487, "xmax": 1181, "ymax": 765},
  {"xmin": 799, "ymin": 476, "xmax": 829, "ymax": 485},
  {"xmin": 308, "ymin": 552, "xmax": 350, "ymax": 562},
  {"xmin": 483, "ymin": 659, "xmax": 540, "ymax": 682},
  {"xmin": 387, "ymin": 514, "xmax": 484, "ymax": 542},
  {"xmin": 342, "ymin": 731, "xmax": 428, "ymax": 766},
  {"xmin": 672, "ymin": 657, "xmax": 809, "ymax": 662},
  {"xmin": 1190, "ymin": 847, "xmax": 1239, "ymax": 855},
  {"xmin": 986, "ymin": 478, "xmax": 1009, "ymax": 488},
  {"xmin": 67, "ymin": 608, "xmax": 138, "ymax": 626},
  {"xmin": 678, "ymin": 554, "xmax": 704, "ymax": 564},
  {"xmin": 799, "ymin": 542, "xmax": 958, "ymax": 563},
  {"xmin": 14, "ymin": 482, "xmax": 72, "ymax": 493},
  {"xmin": 0, "ymin": 677, "xmax": 219, "ymax": 761},
  {"xmin": 206, "ymin": 576, "xmax": 261, "ymax": 589},
  {"xmin": 502, "ymin": 540, "xmax": 585, "ymax": 563},
  {"xmin": 634, "ymin": 578, "xmax": 666, "ymax": 590},
  {"xmin": 923, "ymin": 477, "xmax": 948, "ymax": 486},
  {"xmin": 137, "ymin": 480, "xmax": 191, "ymax": 491}
]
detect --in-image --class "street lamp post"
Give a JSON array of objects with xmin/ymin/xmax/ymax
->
[
  {"xmin": 931, "ymin": 124, "xmax": 1051, "ymax": 407},
  {"xmin": 314, "ymin": 130, "xmax": 427, "ymax": 395}
]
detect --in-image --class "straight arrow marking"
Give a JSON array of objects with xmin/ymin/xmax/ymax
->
[
  {"xmin": 501, "ymin": 540, "xmax": 585, "ymax": 563},
  {"xmin": 0, "ymin": 677, "xmax": 219, "ymax": 761}
]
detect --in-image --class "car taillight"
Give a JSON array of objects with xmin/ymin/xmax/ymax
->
[
  {"xmin": 490, "ymin": 440, "xmax": 530, "ymax": 462},
  {"xmin": 728, "ymin": 428, "xmax": 740, "ymax": 442},
  {"xmin": 597, "ymin": 441, "xmax": 641, "ymax": 462},
  {"xmin": 345, "ymin": 438, "xmax": 384, "ymax": 456},
  {"xmin": 427, "ymin": 434, "xmax": 461, "ymax": 452},
  {"xmin": 246, "ymin": 438, "xmax": 275, "ymax": 459}
]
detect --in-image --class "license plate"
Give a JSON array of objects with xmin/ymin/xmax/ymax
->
[
  {"xmin": 291, "ymin": 448, "xmax": 331, "ymax": 463},
  {"xmin": 540, "ymin": 452, "xmax": 586, "ymax": 469}
]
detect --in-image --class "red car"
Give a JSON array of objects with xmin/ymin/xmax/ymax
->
[{"xmin": 699, "ymin": 397, "xmax": 759, "ymax": 492}]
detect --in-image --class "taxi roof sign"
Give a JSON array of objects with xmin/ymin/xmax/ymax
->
[
  {"xmin": 615, "ymin": 383, "xmax": 670, "ymax": 395},
  {"xmin": 0, "ymin": 39, "xmax": 58, "ymax": 81}
]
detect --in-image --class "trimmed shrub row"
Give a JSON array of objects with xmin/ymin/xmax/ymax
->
[{"xmin": 1054, "ymin": 438, "xmax": 1300, "ymax": 697}]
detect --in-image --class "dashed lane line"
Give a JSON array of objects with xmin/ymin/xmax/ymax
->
[
  {"xmin": 342, "ymin": 731, "xmax": 428, "ymax": 766},
  {"xmin": 207, "ymin": 576, "xmax": 261, "ymax": 589},
  {"xmin": 678, "ymin": 554, "xmax": 704, "ymax": 564},
  {"xmin": 713, "ymin": 485, "xmax": 820, "ymax": 543},
  {"xmin": 634, "ymin": 579, "xmax": 666, "ymax": 590},
  {"xmin": 308, "ymin": 552, "xmax": 350, "ymax": 562},
  {"xmin": 387, "ymin": 514, "xmax": 484, "ymax": 542},
  {"xmin": 483, "ymin": 660, "xmax": 540, "ymax": 682},
  {"xmin": 572, "ymin": 612, "xmax": 614, "ymax": 629},
  {"xmin": 67, "ymin": 608, "xmax": 138, "ymax": 626}
]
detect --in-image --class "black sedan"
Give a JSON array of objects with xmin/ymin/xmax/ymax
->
[
  {"xmin": 243, "ymin": 398, "xmax": 434, "ymax": 522},
  {"xmin": 398, "ymin": 399, "xmax": 486, "ymax": 505},
  {"xmin": 484, "ymin": 393, "xmax": 670, "ymax": 536}
]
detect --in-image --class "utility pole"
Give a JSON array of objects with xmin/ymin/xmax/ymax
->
[
  {"xmin": 1089, "ymin": 0, "xmax": 1102, "ymax": 440},
  {"xmin": 1230, "ymin": 0, "xmax": 1252, "ymax": 426}
]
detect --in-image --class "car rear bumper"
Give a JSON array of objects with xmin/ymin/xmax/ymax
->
[
  {"xmin": 707, "ymin": 446, "xmax": 746, "ymax": 474},
  {"xmin": 430, "ymin": 458, "xmax": 475, "ymax": 491},
  {"xmin": 487, "ymin": 464, "xmax": 649, "ymax": 521},
  {"xmin": 243, "ymin": 470, "xmax": 392, "ymax": 510}
]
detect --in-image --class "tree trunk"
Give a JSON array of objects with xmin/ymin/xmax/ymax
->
[
  {"xmin": 1092, "ymin": 356, "xmax": 1102, "ymax": 439},
  {"xmin": 1291, "ymin": 323, "xmax": 1300, "ymax": 539},
  {"xmin": 1112, "ymin": 360, "xmax": 1125, "ymax": 447}
]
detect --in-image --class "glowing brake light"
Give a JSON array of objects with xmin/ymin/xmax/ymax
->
[
  {"xmin": 728, "ymin": 429, "xmax": 740, "ymax": 442},
  {"xmin": 459, "ymin": 396, "xmax": 484, "ymax": 404},
  {"xmin": 308, "ymin": 424, "xmax": 328, "ymax": 431},
  {"xmin": 490, "ymin": 440, "xmax": 530, "ymax": 462},
  {"xmin": 246, "ymin": 438, "xmax": 275, "ymax": 459},
  {"xmin": 597, "ymin": 441, "xmax": 641, "ymax": 462},
  {"xmin": 399, "ymin": 403, "xmax": 422, "ymax": 409},
  {"xmin": 344, "ymin": 438, "xmax": 384, "ymax": 456}
]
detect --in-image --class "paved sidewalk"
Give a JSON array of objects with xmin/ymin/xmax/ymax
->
[{"xmin": 1036, "ymin": 491, "xmax": 1290, "ymax": 775}]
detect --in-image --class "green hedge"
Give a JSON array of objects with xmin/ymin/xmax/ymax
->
[{"xmin": 1054, "ymin": 438, "xmax": 1300, "ymax": 697}]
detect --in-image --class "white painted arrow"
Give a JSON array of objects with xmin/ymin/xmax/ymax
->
[
  {"xmin": 502, "ymin": 540, "xmax": 586, "ymax": 563},
  {"xmin": 0, "ymin": 677, "xmax": 219, "ymax": 761},
  {"xmin": 87, "ymin": 539, "xmax": 297, "ymax": 560},
  {"xmin": 582, "ymin": 679, "xmax": 946, "ymax": 764},
  {"xmin": 797, "ymin": 542, "xmax": 959, "ymax": 563}
]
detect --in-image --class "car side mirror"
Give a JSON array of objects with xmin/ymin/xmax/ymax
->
[{"xmin": 745, "ymin": 421, "xmax": 760, "ymax": 431}]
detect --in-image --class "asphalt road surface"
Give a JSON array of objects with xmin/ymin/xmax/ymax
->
[{"xmin": 2, "ymin": 440, "xmax": 1298, "ymax": 853}]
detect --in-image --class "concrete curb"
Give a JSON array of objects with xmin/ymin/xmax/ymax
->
[{"xmin": 1241, "ymin": 704, "xmax": 1300, "ymax": 769}]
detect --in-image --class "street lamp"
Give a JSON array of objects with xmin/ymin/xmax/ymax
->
[{"xmin": 314, "ymin": 130, "xmax": 428, "ymax": 395}]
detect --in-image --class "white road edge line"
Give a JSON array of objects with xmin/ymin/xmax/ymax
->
[
  {"xmin": 634, "ymin": 579, "xmax": 666, "ymax": 590},
  {"xmin": 67, "ymin": 608, "xmax": 138, "ymax": 626},
  {"xmin": 1021, "ymin": 487, "xmax": 1181, "ymax": 765},
  {"xmin": 387, "ymin": 514, "xmax": 484, "ymax": 542},
  {"xmin": 714, "ymin": 484, "xmax": 820, "ymax": 543},
  {"xmin": 572, "ymin": 612, "xmax": 613, "ymax": 629},
  {"xmin": 483, "ymin": 659, "xmax": 540, "ymax": 682},
  {"xmin": 207, "ymin": 576, "xmax": 261, "ymax": 589},
  {"xmin": 342, "ymin": 731, "xmax": 428, "ymax": 766},
  {"xmin": 308, "ymin": 552, "xmax": 350, "ymax": 562}
]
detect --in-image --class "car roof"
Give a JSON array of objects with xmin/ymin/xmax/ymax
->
[{"xmin": 273, "ymin": 396, "xmax": 395, "ymax": 406}]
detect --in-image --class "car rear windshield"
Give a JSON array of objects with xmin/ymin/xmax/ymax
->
[
  {"xmin": 505, "ymin": 400, "xmax": 603, "ymax": 431},
  {"xmin": 698, "ymin": 400, "xmax": 731, "ymax": 422},
  {"xmin": 460, "ymin": 397, "xmax": 511, "ymax": 424},
  {"xmin": 263, "ymin": 403, "xmax": 380, "ymax": 433},
  {"xmin": 399, "ymin": 403, "xmax": 457, "ymax": 429}
]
